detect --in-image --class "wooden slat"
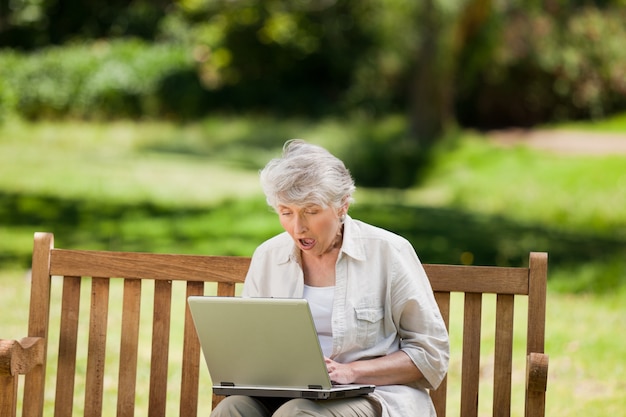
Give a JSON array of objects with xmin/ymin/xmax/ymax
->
[
  {"xmin": 526, "ymin": 386, "xmax": 547, "ymax": 417},
  {"xmin": 526, "ymin": 252, "xmax": 547, "ymax": 354},
  {"xmin": 180, "ymin": 281, "xmax": 205, "ymax": 417},
  {"xmin": 217, "ymin": 282, "xmax": 236, "ymax": 297},
  {"xmin": 424, "ymin": 264, "xmax": 529, "ymax": 295},
  {"xmin": 148, "ymin": 280, "xmax": 172, "ymax": 417},
  {"xmin": 434, "ymin": 292, "xmax": 451, "ymax": 331},
  {"xmin": 493, "ymin": 294, "xmax": 515, "ymax": 417},
  {"xmin": 211, "ymin": 282, "xmax": 236, "ymax": 410},
  {"xmin": 54, "ymin": 276, "xmax": 81, "ymax": 417},
  {"xmin": 525, "ymin": 252, "xmax": 549, "ymax": 417},
  {"xmin": 49, "ymin": 249, "xmax": 250, "ymax": 284},
  {"xmin": 0, "ymin": 375, "xmax": 17, "ymax": 417},
  {"xmin": 117, "ymin": 279, "xmax": 142, "ymax": 417},
  {"xmin": 84, "ymin": 278, "xmax": 110, "ymax": 417},
  {"xmin": 23, "ymin": 232, "xmax": 54, "ymax": 417},
  {"xmin": 430, "ymin": 291, "xmax": 450, "ymax": 417},
  {"xmin": 460, "ymin": 293, "xmax": 482, "ymax": 417}
]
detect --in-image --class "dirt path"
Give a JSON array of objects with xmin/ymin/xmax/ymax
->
[{"xmin": 488, "ymin": 129, "xmax": 626, "ymax": 155}]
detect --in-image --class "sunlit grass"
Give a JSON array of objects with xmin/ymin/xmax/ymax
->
[
  {"xmin": 411, "ymin": 134, "xmax": 626, "ymax": 235},
  {"xmin": 0, "ymin": 119, "xmax": 263, "ymax": 208},
  {"xmin": 548, "ymin": 111, "xmax": 626, "ymax": 132}
]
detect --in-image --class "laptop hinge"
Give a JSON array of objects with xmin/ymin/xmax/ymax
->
[
  {"xmin": 220, "ymin": 382, "xmax": 235, "ymax": 387},
  {"xmin": 307, "ymin": 385, "xmax": 323, "ymax": 390}
]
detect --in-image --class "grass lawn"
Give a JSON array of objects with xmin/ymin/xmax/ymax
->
[
  {"xmin": 544, "ymin": 289, "xmax": 626, "ymax": 416},
  {"xmin": 1, "ymin": 114, "xmax": 626, "ymax": 416}
]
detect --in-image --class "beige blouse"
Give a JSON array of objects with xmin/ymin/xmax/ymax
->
[{"xmin": 242, "ymin": 215, "xmax": 449, "ymax": 417}]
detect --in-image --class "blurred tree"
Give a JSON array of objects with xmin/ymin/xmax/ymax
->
[
  {"xmin": 160, "ymin": 0, "xmax": 377, "ymax": 116},
  {"xmin": 0, "ymin": 0, "xmax": 171, "ymax": 48},
  {"xmin": 0, "ymin": 0, "xmax": 6, "ymax": 32},
  {"xmin": 409, "ymin": 0, "xmax": 495, "ymax": 145},
  {"xmin": 409, "ymin": 0, "xmax": 449, "ymax": 148},
  {"xmin": 453, "ymin": 0, "xmax": 626, "ymax": 128},
  {"xmin": 1, "ymin": 0, "xmax": 625, "ymax": 134}
]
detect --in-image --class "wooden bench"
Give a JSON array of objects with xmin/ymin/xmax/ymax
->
[{"xmin": 1, "ymin": 232, "xmax": 548, "ymax": 417}]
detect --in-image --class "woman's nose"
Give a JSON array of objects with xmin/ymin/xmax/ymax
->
[{"xmin": 294, "ymin": 217, "xmax": 308, "ymax": 233}]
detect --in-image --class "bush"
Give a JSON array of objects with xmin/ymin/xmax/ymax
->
[
  {"xmin": 74, "ymin": 40, "xmax": 197, "ymax": 119},
  {"xmin": 537, "ymin": 8, "xmax": 626, "ymax": 119},
  {"xmin": 456, "ymin": 7, "xmax": 626, "ymax": 128},
  {"xmin": 0, "ymin": 51, "xmax": 20, "ymax": 122},
  {"xmin": 158, "ymin": 1, "xmax": 383, "ymax": 116},
  {"xmin": 336, "ymin": 114, "xmax": 429, "ymax": 189},
  {"xmin": 0, "ymin": 39, "xmax": 203, "ymax": 120},
  {"xmin": 13, "ymin": 45, "xmax": 98, "ymax": 119}
]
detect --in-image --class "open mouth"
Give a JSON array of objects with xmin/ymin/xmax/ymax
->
[{"xmin": 299, "ymin": 238, "xmax": 316, "ymax": 250}]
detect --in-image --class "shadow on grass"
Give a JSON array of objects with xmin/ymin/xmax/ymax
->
[
  {"xmin": 351, "ymin": 205, "xmax": 626, "ymax": 268},
  {"xmin": 0, "ymin": 191, "xmax": 280, "ymax": 264},
  {"xmin": 3, "ymin": 191, "xmax": 625, "ymax": 291}
]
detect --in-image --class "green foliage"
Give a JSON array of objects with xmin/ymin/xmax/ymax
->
[
  {"xmin": 159, "ymin": 0, "xmax": 406, "ymax": 115},
  {"xmin": 456, "ymin": 6, "xmax": 626, "ymax": 127},
  {"xmin": 336, "ymin": 114, "xmax": 427, "ymax": 188},
  {"xmin": 0, "ymin": 60, "xmax": 19, "ymax": 122},
  {"xmin": 0, "ymin": 0, "xmax": 168, "ymax": 48},
  {"xmin": 0, "ymin": 39, "xmax": 200, "ymax": 120},
  {"xmin": 3, "ymin": 2, "xmax": 626, "ymax": 127},
  {"xmin": 537, "ymin": 8, "xmax": 626, "ymax": 119}
]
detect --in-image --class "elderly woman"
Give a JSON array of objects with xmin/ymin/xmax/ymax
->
[{"xmin": 211, "ymin": 140, "xmax": 449, "ymax": 417}]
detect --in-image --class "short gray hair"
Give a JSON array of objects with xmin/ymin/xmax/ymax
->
[{"xmin": 260, "ymin": 139, "xmax": 356, "ymax": 210}]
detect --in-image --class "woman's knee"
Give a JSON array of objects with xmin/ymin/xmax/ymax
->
[
  {"xmin": 211, "ymin": 395, "xmax": 269, "ymax": 417},
  {"xmin": 273, "ymin": 397, "xmax": 381, "ymax": 417},
  {"xmin": 273, "ymin": 398, "xmax": 322, "ymax": 417}
]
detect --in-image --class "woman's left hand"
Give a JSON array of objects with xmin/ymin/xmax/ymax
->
[{"xmin": 325, "ymin": 357, "xmax": 355, "ymax": 384}]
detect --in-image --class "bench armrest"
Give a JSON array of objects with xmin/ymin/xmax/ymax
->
[
  {"xmin": 526, "ymin": 352, "xmax": 549, "ymax": 392},
  {"xmin": 0, "ymin": 337, "xmax": 45, "ymax": 377}
]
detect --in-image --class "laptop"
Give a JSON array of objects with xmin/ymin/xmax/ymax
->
[{"xmin": 187, "ymin": 296, "xmax": 375, "ymax": 400}]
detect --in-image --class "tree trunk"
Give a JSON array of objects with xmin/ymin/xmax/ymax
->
[
  {"xmin": 409, "ymin": 0, "xmax": 494, "ymax": 147},
  {"xmin": 409, "ymin": 0, "xmax": 453, "ymax": 148}
]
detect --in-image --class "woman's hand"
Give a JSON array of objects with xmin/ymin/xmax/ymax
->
[
  {"xmin": 325, "ymin": 351, "xmax": 424, "ymax": 386},
  {"xmin": 325, "ymin": 357, "xmax": 356, "ymax": 384}
]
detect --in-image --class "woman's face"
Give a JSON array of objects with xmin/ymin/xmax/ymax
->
[{"xmin": 277, "ymin": 202, "xmax": 345, "ymax": 257}]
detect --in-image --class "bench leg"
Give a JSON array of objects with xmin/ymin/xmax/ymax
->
[{"xmin": 0, "ymin": 375, "xmax": 18, "ymax": 417}]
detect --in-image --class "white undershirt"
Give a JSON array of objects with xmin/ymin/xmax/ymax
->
[{"xmin": 303, "ymin": 284, "xmax": 335, "ymax": 357}]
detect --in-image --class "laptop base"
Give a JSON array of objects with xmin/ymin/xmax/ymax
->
[{"xmin": 213, "ymin": 384, "xmax": 375, "ymax": 400}]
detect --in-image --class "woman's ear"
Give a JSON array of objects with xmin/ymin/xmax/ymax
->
[{"xmin": 339, "ymin": 201, "xmax": 350, "ymax": 218}]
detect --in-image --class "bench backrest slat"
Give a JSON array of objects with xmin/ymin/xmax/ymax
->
[
  {"xmin": 148, "ymin": 279, "xmax": 172, "ymax": 417},
  {"xmin": 49, "ymin": 249, "xmax": 251, "ymax": 283},
  {"xmin": 85, "ymin": 277, "xmax": 110, "ymax": 416},
  {"xmin": 493, "ymin": 293, "xmax": 515, "ymax": 416},
  {"xmin": 55, "ymin": 276, "xmax": 81, "ymax": 416},
  {"xmin": 431, "ymin": 291, "xmax": 450, "ymax": 417},
  {"xmin": 118, "ymin": 278, "xmax": 142, "ymax": 417},
  {"xmin": 461, "ymin": 293, "xmax": 482, "ymax": 417},
  {"xmin": 180, "ymin": 281, "xmax": 205, "ymax": 417},
  {"xmin": 424, "ymin": 265, "xmax": 529, "ymax": 294}
]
